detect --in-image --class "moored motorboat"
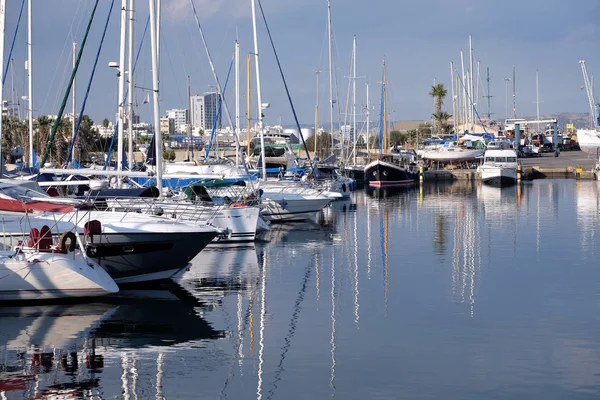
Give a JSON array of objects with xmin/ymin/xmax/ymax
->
[
  {"xmin": 0, "ymin": 197, "xmax": 118, "ymax": 301},
  {"xmin": 0, "ymin": 180, "xmax": 220, "ymax": 284},
  {"xmin": 477, "ymin": 148, "xmax": 518, "ymax": 187}
]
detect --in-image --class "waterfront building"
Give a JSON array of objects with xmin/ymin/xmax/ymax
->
[
  {"xmin": 190, "ymin": 92, "xmax": 222, "ymax": 132},
  {"xmin": 166, "ymin": 109, "xmax": 188, "ymax": 133}
]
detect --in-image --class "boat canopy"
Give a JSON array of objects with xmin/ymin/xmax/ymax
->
[{"xmin": 86, "ymin": 187, "xmax": 160, "ymax": 199}]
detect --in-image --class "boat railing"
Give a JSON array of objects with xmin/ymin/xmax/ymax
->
[{"xmin": 101, "ymin": 197, "xmax": 223, "ymax": 225}]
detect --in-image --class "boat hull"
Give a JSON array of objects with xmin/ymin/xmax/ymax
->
[
  {"xmin": 261, "ymin": 198, "xmax": 332, "ymax": 222},
  {"xmin": 86, "ymin": 231, "xmax": 217, "ymax": 284},
  {"xmin": 341, "ymin": 166, "xmax": 365, "ymax": 183},
  {"xmin": 0, "ymin": 252, "xmax": 118, "ymax": 301},
  {"xmin": 478, "ymin": 149, "xmax": 518, "ymax": 187},
  {"xmin": 421, "ymin": 149, "xmax": 484, "ymax": 162},
  {"xmin": 364, "ymin": 160, "xmax": 415, "ymax": 187}
]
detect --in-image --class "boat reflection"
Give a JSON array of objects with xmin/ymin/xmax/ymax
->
[
  {"xmin": 260, "ymin": 220, "xmax": 335, "ymax": 248},
  {"xmin": 0, "ymin": 288, "xmax": 225, "ymax": 398},
  {"xmin": 93, "ymin": 288, "xmax": 225, "ymax": 348}
]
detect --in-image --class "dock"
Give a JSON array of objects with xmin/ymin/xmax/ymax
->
[{"xmin": 424, "ymin": 150, "xmax": 599, "ymax": 181}]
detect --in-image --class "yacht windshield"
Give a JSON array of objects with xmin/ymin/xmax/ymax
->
[{"xmin": 0, "ymin": 183, "xmax": 49, "ymax": 202}]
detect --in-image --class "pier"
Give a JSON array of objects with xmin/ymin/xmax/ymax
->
[{"xmin": 424, "ymin": 150, "xmax": 598, "ymax": 181}]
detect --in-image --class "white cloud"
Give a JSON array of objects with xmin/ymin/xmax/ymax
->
[
  {"xmin": 164, "ymin": 0, "xmax": 318, "ymax": 21},
  {"xmin": 165, "ymin": 0, "xmax": 251, "ymax": 21}
]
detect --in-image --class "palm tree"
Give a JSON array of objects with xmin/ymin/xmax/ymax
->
[
  {"xmin": 429, "ymin": 83, "xmax": 447, "ymax": 134},
  {"xmin": 432, "ymin": 111, "xmax": 452, "ymax": 136},
  {"xmin": 34, "ymin": 115, "xmax": 52, "ymax": 154}
]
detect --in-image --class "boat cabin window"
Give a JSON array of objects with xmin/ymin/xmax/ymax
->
[
  {"xmin": 486, "ymin": 156, "xmax": 516, "ymax": 163},
  {"xmin": 0, "ymin": 184, "xmax": 48, "ymax": 202}
]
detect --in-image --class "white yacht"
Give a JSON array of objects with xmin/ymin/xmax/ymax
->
[
  {"xmin": 477, "ymin": 148, "xmax": 518, "ymax": 187},
  {"xmin": 0, "ymin": 180, "xmax": 220, "ymax": 284},
  {"xmin": 0, "ymin": 198, "xmax": 118, "ymax": 301}
]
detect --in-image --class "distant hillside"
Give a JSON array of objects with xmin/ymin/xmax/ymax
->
[{"xmin": 524, "ymin": 112, "xmax": 592, "ymax": 130}]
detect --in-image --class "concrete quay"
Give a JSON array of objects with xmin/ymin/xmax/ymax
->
[{"xmin": 424, "ymin": 150, "xmax": 599, "ymax": 181}]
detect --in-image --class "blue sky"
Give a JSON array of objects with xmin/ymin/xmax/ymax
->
[{"xmin": 4, "ymin": 0, "xmax": 600, "ymax": 128}]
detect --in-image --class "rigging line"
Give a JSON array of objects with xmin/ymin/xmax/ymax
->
[
  {"xmin": 104, "ymin": 15, "xmax": 151, "ymax": 170},
  {"xmin": 256, "ymin": 0, "xmax": 312, "ymax": 164},
  {"xmin": 188, "ymin": 0, "xmax": 253, "ymax": 182},
  {"xmin": 42, "ymin": 1, "xmax": 88, "ymax": 115},
  {"xmin": 65, "ymin": 0, "xmax": 116, "ymax": 166},
  {"xmin": 2, "ymin": 0, "xmax": 25, "ymax": 86},
  {"xmin": 266, "ymin": 259, "xmax": 313, "ymax": 400},
  {"xmin": 204, "ymin": 57, "xmax": 234, "ymax": 161},
  {"xmin": 162, "ymin": 34, "xmax": 185, "ymax": 107},
  {"xmin": 37, "ymin": 0, "xmax": 101, "ymax": 176},
  {"xmin": 183, "ymin": 17, "xmax": 209, "ymax": 90}
]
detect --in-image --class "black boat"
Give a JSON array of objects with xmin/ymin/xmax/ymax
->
[{"xmin": 364, "ymin": 159, "xmax": 417, "ymax": 187}]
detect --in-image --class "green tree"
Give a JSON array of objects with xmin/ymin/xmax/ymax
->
[
  {"xmin": 304, "ymin": 132, "xmax": 333, "ymax": 159},
  {"xmin": 2, "ymin": 116, "xmax": 26, "ymax": 162},
  {"xmin": 34, "ymin": 115, "xmax": 53, "ymax": 156},
  {"xmin": 432, "ymin": 111, "xmax": 452, "ymax": 137},
  {"xmin": 429, "ymin": 83, "xmax": 447, "ymax": 134},
  {"xmin": 102, "ymin": 118, "xmax": 110, "ymax": 128},
  {"xmin": 163, "ymin": 149, "xmax": 176, "ymax": 161}
]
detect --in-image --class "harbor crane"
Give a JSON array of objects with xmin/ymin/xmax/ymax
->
[{"xmin": 579, "ymin": 60, "xmax": 599, "ymax": 128}]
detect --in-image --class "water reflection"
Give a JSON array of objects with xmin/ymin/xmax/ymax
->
[
  {"xmin": 0, "ymin": 289, "xmax": 225, "ymax": 398},
  {"xmin": 1, "ymin": 181, "xmax": 600, "ymax": 398}
]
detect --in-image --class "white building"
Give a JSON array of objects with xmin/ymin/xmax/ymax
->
[
  {"xmin": 166, "ymin": 109, "xmax": 188, "ymax": 133},
  {"xmin": 190, "ymin": 93, "xmax": 221, "ymax": 132},
  {"xmin": 341, "ymin": 125, "xmax": 355, "ymax": 141},
  {"xmin": 94, "ymin": 123, "xmax": 115, "ymax": 138}
]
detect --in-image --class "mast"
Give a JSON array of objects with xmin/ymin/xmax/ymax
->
[
  {"xmin": 460, "ymin": 50, "xmax": 466, "ymax": 134},
  {"xmin": 72, "ymin": 42, "xmax": 77, "ymax": 161},
  {"xmin": 450, "ymin": 62, "xmax": 456, "ymax": 136},
  {"xmin": 366, "ymin": 81, "xmax": 370, "ymax": 158},
  {"xmin": 250, "ymin": 0, "xmax": 266, "ymax": 179},
  {"xmin": 27, "ymin": 0, "xmax": 33, "ymax": 167},
  {"xmin": 0, "ymin": 0, "xmax": 5, "ymax": 173},
  {"xmin": 315, "ymin": 70, "xmax": 320, "ymax": 156},
  {"xmin": 383, "ymin": 57, "xmax": 387, "ymax": 153},
  {"xmin": 127, "ymin": 0, "xmax": 135, "ymax": 168},
  {"xmin": 485, "ymin": 67, "xmax": 491, "ymax": 121},
  {"xmin": 187, "ymin": 75, "xmax": 191, "ymax": 158},
  {"xmin": 352, "ymin": 35, "xmax": 357, "ymax": 165},
  {"xmin": 156, "ymin": 0, "xmax": 161, "ymax": 63},
  {"xmin": 149, "ymin": 0, "xmax": 163, "ymax": 197},
  {"xmin": 247, "ymin": 54, "xmax": 251, "ymax": 157},
  {"xmin": 327, "ymin": 0, "xmax": 334, "ymax": 155},
  {"xmin": 117, "ymin": 0, "xmax": 127, "ymax": 183},
  {"xmin": 235, "ymin": 40, "xmax": 240, "ymax": 166},
  {"xmin": 512, "ymin": 65, "xmax": 516, "ymax": 118},
  {"xmin": 535, "ymin": 69, "xmax": 540, "ymax": 132},
  {"xmin": 468, "ymin": 35, "xmax": 474, "ymax": 130},
  {"xmin": 475, "ymin": 60, "xmax": 480, "ymax": 127}
]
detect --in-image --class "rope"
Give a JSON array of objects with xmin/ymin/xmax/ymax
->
[
  {"xmin": 2, "ymin": 0, "xmax": 25, "ymax": 85},
  {"xmin": 256, "ymin": 0, "xmax": 312, "ymax": 165},
  {"xmin": 65, "ymin": 0, "xmax": 115, "ymax": 166},
  {"xmin": 37, "ymin": 0, "xmax": 100, "ymax": 176}
]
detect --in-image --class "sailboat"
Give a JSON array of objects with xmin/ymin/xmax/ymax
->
[
  {"xmin": 364, "ymin": 58, "xmax": 417, "ymax": 187},
  {"xmin": 341, "ymin": 36, "xmax": 367, "ymax": 184}
]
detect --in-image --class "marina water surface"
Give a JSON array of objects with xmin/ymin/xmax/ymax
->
[{"xmin": 1, "ymin": 179, "xmax": 600, "ymax": 399}]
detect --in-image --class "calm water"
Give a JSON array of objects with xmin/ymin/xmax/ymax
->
[{"xmin": 1, "ymin": 179, "xmax": 600, "ymax": 399}]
